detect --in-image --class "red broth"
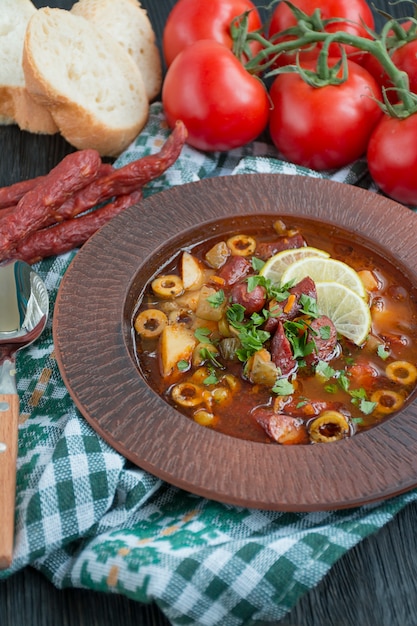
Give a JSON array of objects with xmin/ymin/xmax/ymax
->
[{"xmin": 133, "ymin": 219, "xmax": 417, "ymax": 444}]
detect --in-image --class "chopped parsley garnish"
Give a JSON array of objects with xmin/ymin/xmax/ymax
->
[
  {"xmin": 247, "ymin": 274, "xmax": 290, "ymax": 301},
  {"xmin": 247, "ymin": 275, "xmax": 263, "ymax": 292},
  {"xmin": 324, "ymin": 383, "xmax": 338, "ymax": 394},
  {"xmin": 315, "ymin": 361, "xmax": 337, "ymax": 380},
  {"xmin": 226, "ymin": 303, "xmax": 246, "ymax": 325},
  {"xmin": 299, "ymin": 294, "xmax": 319, "ymax": 318},
  {"xmin": 338, "ymin": 371, "xmax": 351, "ymax": 392},
  {"xmin": 203, "ymin": 366, "xmax": 219, "ymax": 386},
  {"xmin": 314, "ymin": 361, "xmax": 377, "ymax": 415},
  {"xmin": 377, "ymin": 344, "xmax": 390, "ymax": 360},
  {"xmin": 194, "ymin": 327, "xmax": 212, "ymax": 343},
  {"xmin": 199, "ymin": 347, "xmax": 223, "ymax": 369},
  {"xmin": 319, "ymin": 325, "xmax": 331, "ymax": 340},
  {"xmin": 177, "ymin": 360, "xmax": 189, "ymax": 372},
  {"xmin": 226, "ymin": 304, "xmax": 271, "ymax": 362},
  {"xmin": 235, "ymin": 326, "xmax": 271, "ymax": 362},
  {"xmin": 349, "ymin": 388, "xmax": 377, "ymax": 414},
  {"xmin": 207, "ymin": 289, "xmax": 225, "ymax": 308},
  {"xmin": 284, "ymin": 319, "xmax": 315, "ymax": 359},
  {"xmin": 272, "ymin": 378, "xmax": 295, "ymax": 396},
  {"xmin": 251, "ymin": 257, "xmax": 265, "ymax": 272}
]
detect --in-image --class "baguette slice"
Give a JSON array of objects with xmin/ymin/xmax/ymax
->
[
  {"xmin": 71, "ymin": 0, "xmax": 162, "ymax": 101},
  {"xmin": 23, "ymin": 7, "xmax": 149, "ymax": 156},
  {"xmin": 0, "ymin": 0, "xmax": 57, "ymax": 133}
]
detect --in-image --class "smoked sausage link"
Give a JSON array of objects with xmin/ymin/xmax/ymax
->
[
  {"xmin": 56, "ymin": 120, "xmax": 188, "ymax": 217},
  {"xmin": 230, "ymin": 283, "xmax": 267, "ymax": 315},
  {"xmin": 217, "ymin": 255, "xmax": 251, "ymax": 286},
  {"xmin": 305, "ymin": 315, "xmax": 338, "ymax": 365},
  {"xmin": 0, "ymin": 121, "xmax": 187, "ymax": 264},
  {"xmin": 12, "ymin": 190, "xmax": 143, "ymax": 265},
  {"xmin": 0, "ymin": 149, "xmax": 102, "ymax": 261}
]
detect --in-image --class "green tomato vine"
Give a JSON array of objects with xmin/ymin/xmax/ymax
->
[{"xmin": 232, "ymin": 1, "xmax": 417, "ymax": 117}]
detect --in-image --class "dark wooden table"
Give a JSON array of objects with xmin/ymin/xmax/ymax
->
[{"xmin": 2, "ymin": 1, "xmax": 417, "ymax": 625}]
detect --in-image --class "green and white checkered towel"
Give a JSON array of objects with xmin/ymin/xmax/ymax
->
[{"xmin": 2, "ymin": 102, "xmax": 417, "ymax": 626}]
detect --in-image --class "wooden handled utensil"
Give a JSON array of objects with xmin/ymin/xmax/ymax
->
[{"xmin": 0, "ymin": 261, "xmax": 48, "ymax": 569}]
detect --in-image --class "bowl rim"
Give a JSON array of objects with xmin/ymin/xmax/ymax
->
[{"xmin": 53, "ymin": 173, "xmax": 417, "ymax": 511}]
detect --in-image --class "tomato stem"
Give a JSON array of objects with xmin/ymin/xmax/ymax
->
[{"xmin": 243, "ymin": 4, "xmax": 417, "ymax": 115}]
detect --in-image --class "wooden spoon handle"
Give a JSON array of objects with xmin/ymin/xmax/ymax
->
[{"xmin": 0, "ymin": 393, "xmax": 19, "ymax": 569}]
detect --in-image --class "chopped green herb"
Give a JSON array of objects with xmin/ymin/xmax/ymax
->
[
  {"xmin": 251, "ymin": 257, "xmax": 265, "ymax": 272},
  {"xmin": 247, "ymin": 275, "xmax": 262, "ymax": 292},
  {"xmin": 349, "ymin": 387, "xmax": 368, "ymax": 401},
  {"xmin": 349, "ymin": 387, "xmax": 377, "ymax": 414},
  {"xmin": 324, "ymin": 383, "xmax": 338, "ymax": 394},
  {"xmin": 199, "ymin": 347, "xmax": 222, "ymax": 368},
  {"xmin": 315, "ymin": 361, "xmax": 337, "ymax": 380},
  {"xmin": 281, "ymin": 279, "xmax": 296, "ymax": 290},
  {"xmin": 338, "ymin": 371, "xmax": 351, "ymax": 392},
  {"xmin": 226, "ymin": 304, "xmax": 272, "ymax": 361},
  {"xmin": 203, "ymin": 372, "xmax": 219, "ymax": 385},
  {"xmin": 284, "ymin": 319, "xmax": 315, "ymax": 360},
  {"xmin": 268, "ymin": 282, "xmax": 291, "ymax": 301},
  {"xmin": 268, "ymin": 303, "xmax": 282, "ymax": 318},
  {"xmin": 299, "ymin": 294, "xmax": 319, "ymax": 318},
  {"xmin": 250, "ymin": 274, "xmax": 290, "ymax": 301},
  {"xmin": 319, "ymin": 325, "xmax": 331, "ymax": 340},
  {"xmin": 207, "ymin": 289, "xmax": 225, "ymax": 308},
  {"xmin": 226, "ymin": 303, "xmax": 246, "ymax": 326},
  {"xmin": 177, "ymin": 360, "xmax": 189, "ymax": 372},
  {"xmin": 235, "ymin": 326, "xmax": 271, "ymax": 362},
  {"xmin": 251, "ymin": 310, "xmax": 269, "ymax": 326},
  {"xmin": 272, "ymin": 378, "xmax": 295, "ymax": 396},
  {"xmin": 203, "ymin": 365, "xmax": 219, "ymax": 385},
  {"xmin": 194, "ymin": 327, "xmax": 212, "ymax": 343},
  {"xmin": 359, "ymin": 399, "xmax": 377, "ymax": 414},
  {"xmin": 377, "ymin": 344, "xmax": 390, "ymax": 360}
]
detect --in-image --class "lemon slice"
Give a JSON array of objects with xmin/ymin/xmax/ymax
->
[
  {"xmin": 280, "ymin": 256, "xmax": 367, "ymax": 299},
  {"xmin": 259, "ymin": 246, "xmax": 330, "ymax": 285},
  {"xmin": 315, "ymin": 282, "xmax": 372, "ymax": 345}
]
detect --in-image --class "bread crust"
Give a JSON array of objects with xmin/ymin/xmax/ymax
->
[
  {"xmin": 0, "ymin": 0, "xmax": 57, "ymax": 133},
  {"xmin": 23, "ymin": 8, "xmax": 150, "ymax": 156},
  {"xmin": 12, "ymin": 89, "xmax": 59, "ymax": 134}
]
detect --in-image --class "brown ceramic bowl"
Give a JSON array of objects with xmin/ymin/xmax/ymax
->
[{"xmin": 53, "ymin": 174, "xmax": 417, "ymax": 511}]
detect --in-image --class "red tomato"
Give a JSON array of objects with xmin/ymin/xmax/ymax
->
[
  {"xmin": 362, "ymin": 21, "xmax": 415, "ymax": 104},
  {"xmin": 347, "ymin": 361, "xmax": 377, "ymax": 389},
  {"xmin": 367, "ymin": 113, "xmax": 417, "ymax": 205},
  {"xmin": 391, "ymin": 39, "xmax": 417, "ymax": 95},
  {"xmin": 268, "ymin": 0, "xmax": 375, "ymax": 67},
  {"xmin": 268, "ymin": 59, "xmax": 383, "ymax": 170},
  {"xmin": 162, "ymin": 40, "xmax": 270, "ymax": 152},
  {"xmin": 362, "ymin": 53, "xmax": 397, "ymax": 103},
  {"xmin": 162, "ymin": 0, "xmax": 263, "ymax": 67}
]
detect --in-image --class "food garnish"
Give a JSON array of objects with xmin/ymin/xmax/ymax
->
[{"xmin": 134, "ymin": 220, "xmax": 417, "ymax": 445}]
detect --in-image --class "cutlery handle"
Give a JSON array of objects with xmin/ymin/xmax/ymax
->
[{"xmin": 0, "ymin": 393, "xmax": 19, "ymax": 569}]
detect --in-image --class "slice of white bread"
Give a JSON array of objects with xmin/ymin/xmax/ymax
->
[
  {"xmin": 22, "ymin": 7, "xmax": 150, "ymax": 156},
  {"xmin": 71, "ymin": 0, "xmax": 162, "ymax": 101},
  {"xmin": 0, "ymin": 0, "xmax": 35, "ymax": 121},
  {"xmin": 0, "ymin": 0, "xmax": 58, "ymax": 133},
  {"xmin": 13, "ymin": 90, "xmax": 59, "ymax": 135}
]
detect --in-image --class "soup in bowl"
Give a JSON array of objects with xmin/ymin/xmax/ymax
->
[
  {"xmin": 54, "ymin": 173, "xmax": 417, "ymax": 510},
  {"xmin": 132, "ymin": 214, "xmax": 417, "ymax": 446}
]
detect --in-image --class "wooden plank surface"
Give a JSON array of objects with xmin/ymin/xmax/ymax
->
[{"xmin": 1, "ymin": 1, "xmax": 417, "ymax": 625}]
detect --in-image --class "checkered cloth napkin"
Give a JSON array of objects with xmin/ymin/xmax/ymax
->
[{"xmin": 2, "ymin": 102, "xmax": 417, "ymax": 626}]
